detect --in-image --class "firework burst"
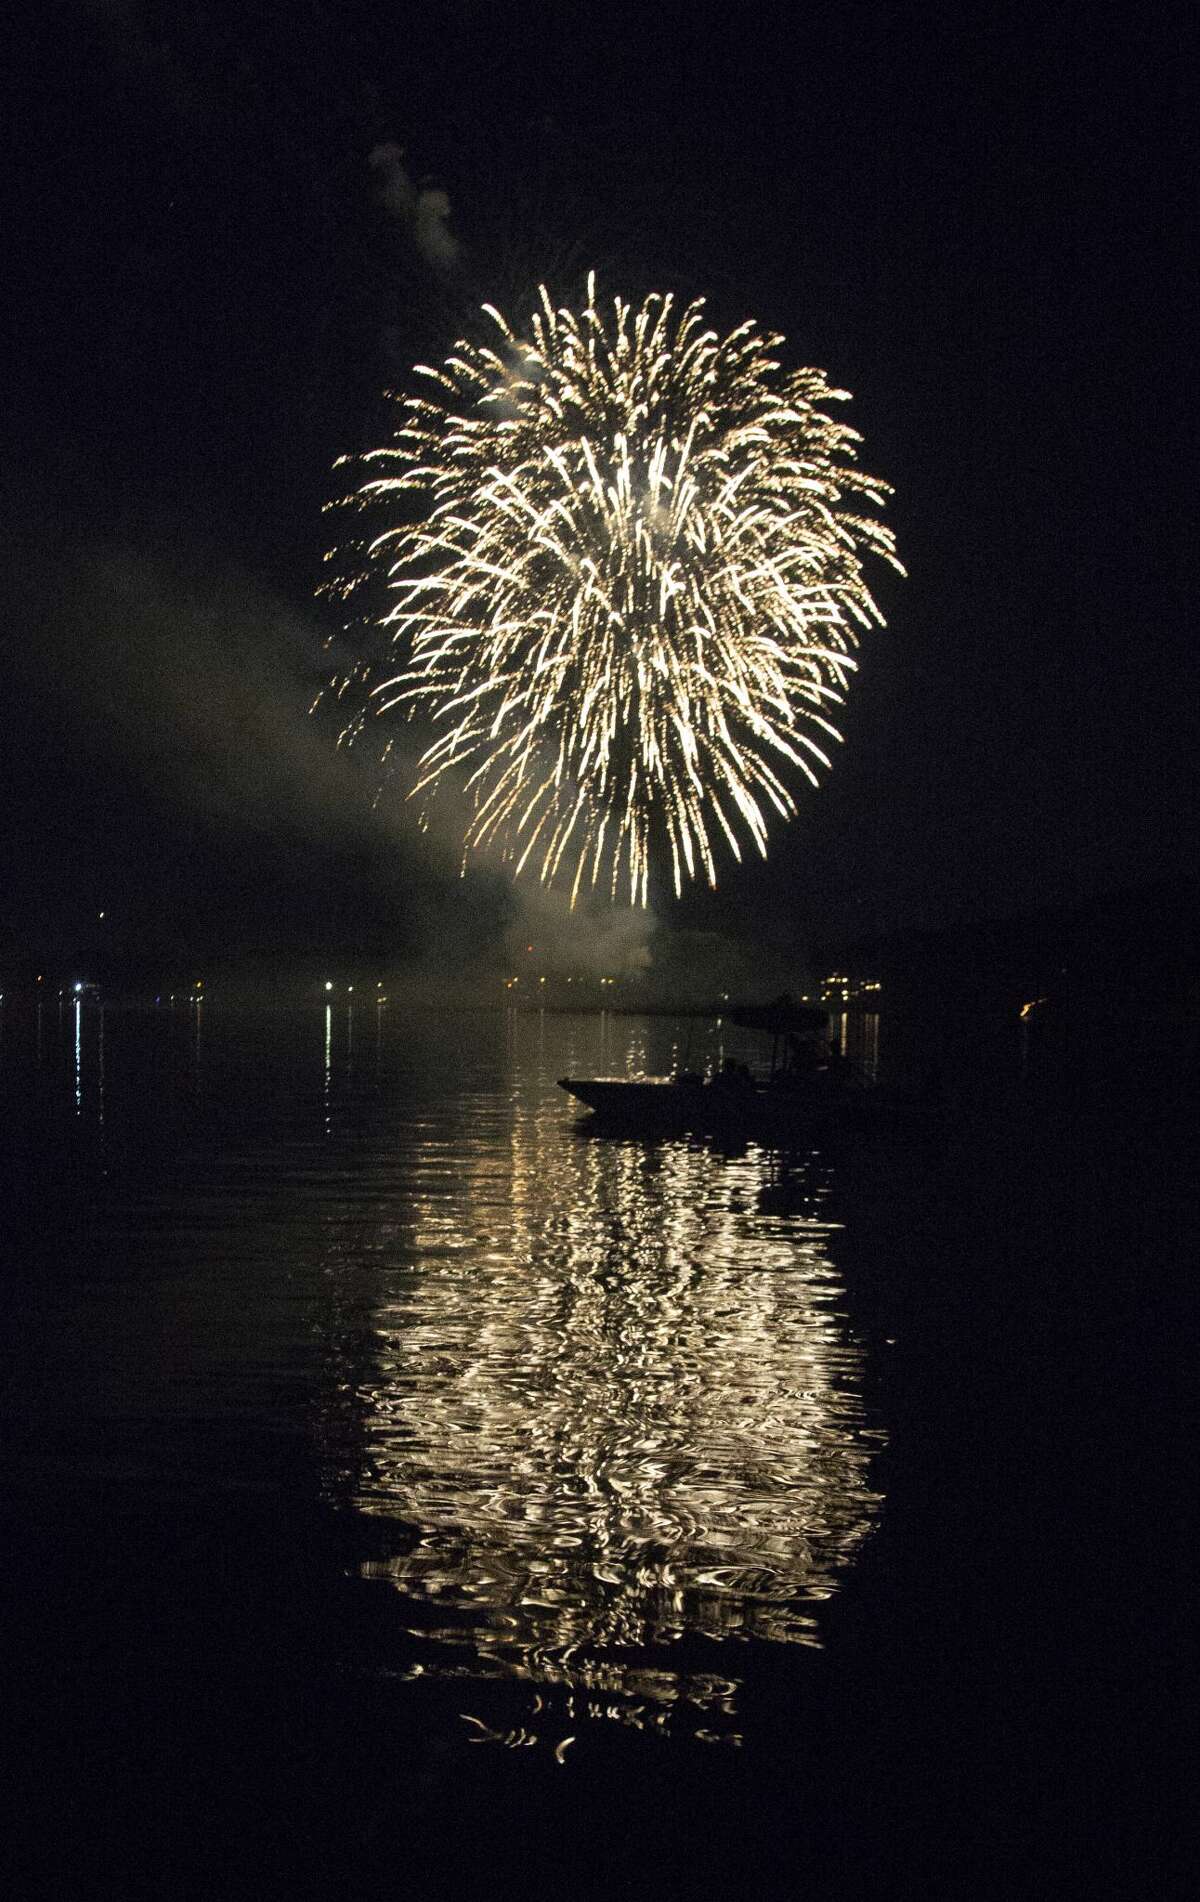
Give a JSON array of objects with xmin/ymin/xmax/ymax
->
[{"xmin": 328, "ymin": 276, "xmax": 902, "ymax": 905}]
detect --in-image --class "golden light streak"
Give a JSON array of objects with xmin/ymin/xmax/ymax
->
[
  {"xmin": 351, "ymin": 1093, "xmax": 882, "ymax": 1743},
  {"xmin": 328, "ymin": 276, "xmax": 902, "ymax": 903}
]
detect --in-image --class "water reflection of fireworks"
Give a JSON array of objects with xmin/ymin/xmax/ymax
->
[{"xmin": 354, "ymin": 1106, "xmax": 882, "ymax": 1744}]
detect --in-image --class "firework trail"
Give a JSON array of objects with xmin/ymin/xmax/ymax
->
[{"xmin": 327, "ymin": 276, "xmax": 902, "ymax": 905}]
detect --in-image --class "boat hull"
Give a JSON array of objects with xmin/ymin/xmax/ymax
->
[{"xmin": 557, "ymin": 1074, "xmax": 863, "ymax": 1135}]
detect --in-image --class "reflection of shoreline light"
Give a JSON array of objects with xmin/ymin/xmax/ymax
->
[
  {"xmin": 323, "ymin": 1005, "xmax": 332, "ymax": 1138},
  {"xmin": 355, "ymin": 1092, "xmax": 882, "ymax": 1740}
]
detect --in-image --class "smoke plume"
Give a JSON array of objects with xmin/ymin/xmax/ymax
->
[{"xmin": 369, "ymin": 143, "xmax": 461, "ymax": 269}]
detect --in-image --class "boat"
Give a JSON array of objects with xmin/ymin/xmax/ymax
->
[
  {"xmin": 558, "ymin": 997, "xmax": 877, "ymax": 1136},
  {"xmin": 558, "ymin": 1067, "xmax": 868, "ymax": 1133}
]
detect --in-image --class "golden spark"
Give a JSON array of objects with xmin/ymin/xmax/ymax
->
[{"xmin": 328, "ymin": 277, "xmax": 902, "ymax": 904}]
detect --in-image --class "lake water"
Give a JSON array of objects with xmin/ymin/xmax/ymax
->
[{"xmin": 1, "ymin": 1001, "xmax": 1189, "ymax": 1894}]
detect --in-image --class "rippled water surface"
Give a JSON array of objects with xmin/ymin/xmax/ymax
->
[
  {"xmin": 2, "ymin": 998, "xmax": 1188, "ymax": 1891},
  {"xmin": 356, "ymin": 1095, "xmax": 881, "ymax": 1748},
  {"xmin": 3, "ymin": 1005, "xmax": 880, "ymax": 1741}
]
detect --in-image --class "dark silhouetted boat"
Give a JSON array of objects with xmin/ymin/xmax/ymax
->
[{"xmin": 558, "ymin": 997, "xmax": 879, "ymax": 1135}]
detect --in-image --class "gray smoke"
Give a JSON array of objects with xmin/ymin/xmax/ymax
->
[
  {"xmin": 2, "ymin": 517, "xmax": 386, "ymax": 853},
  {"xmin": 502, "ymin": 886, "xmax": 657, "ymax": 983},
  {"xmin": 369, "ymin": 143, "xmax": 461, "ymax": 269}
]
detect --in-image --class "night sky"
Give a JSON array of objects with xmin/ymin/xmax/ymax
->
[{"xmin": 4, "ymin": 1, "xmax": 1194, "ymax": 980}]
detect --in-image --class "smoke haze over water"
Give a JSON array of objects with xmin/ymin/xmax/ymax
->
[{"xmin": 0, "ymin": 504, "xmax": 804, "ymax": 1000}]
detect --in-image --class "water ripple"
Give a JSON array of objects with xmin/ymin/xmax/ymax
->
[{"xmin": 348, "ymin": 1084, "xmax": 882, "ymax": 1742}]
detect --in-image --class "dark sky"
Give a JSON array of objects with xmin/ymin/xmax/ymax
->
[{"xmin": 3, "ymin": 0, "xmax": 1194, "ymax": 977}]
